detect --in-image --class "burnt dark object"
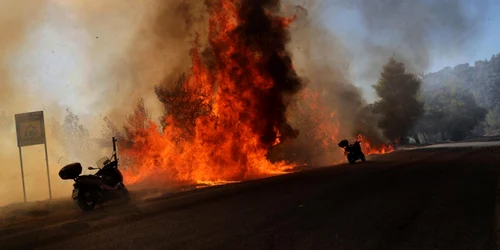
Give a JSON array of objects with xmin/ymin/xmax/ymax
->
[{"xmin": 338, "ymin": 139, "xmax": 366, "ymax": 164}]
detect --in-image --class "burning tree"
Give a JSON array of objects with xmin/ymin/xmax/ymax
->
[
  {"xmin": 155, "ymin": 73, "xmax": 212, "ymax": 140},
  {"xmin": 111, "ymin": 0, "xmax": 394, "ymax": 186},
  {"xmin": 117, "ymin": 0, "xmax": 303, "ymax": 185}
]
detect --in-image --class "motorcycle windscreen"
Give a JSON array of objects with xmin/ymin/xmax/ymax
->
[{"xmin": 96, "ymin": 156, "xmax": 109, "ymax": 167}]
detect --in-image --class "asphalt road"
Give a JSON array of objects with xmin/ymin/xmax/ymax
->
[{"xmin": 5, "ymin": 142, "xmax": 500, "ymax": 250}]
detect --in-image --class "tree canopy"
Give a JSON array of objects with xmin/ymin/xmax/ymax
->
[
  {"xmin": 421, "ymin": 53, "xmax": 500, "ymax": 137},
  {"xmin": 418, "ymin": 83, "xmax": 487, "ymax": 141},
  {"xmin": 372, "ymin": 57, "xmax": 424, "ymax": 143}
]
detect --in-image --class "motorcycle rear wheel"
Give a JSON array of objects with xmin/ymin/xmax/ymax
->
[
  {"xmin": 347, "ymin": 155, "xmax": 356, "ymax": 164},
  {"xmin": 360, "ymin": 153, "xmax": 366, "ymax": 162},
  {"xmin": 121, "ymin": 187, "xmax": 130, "ymax": 202}
]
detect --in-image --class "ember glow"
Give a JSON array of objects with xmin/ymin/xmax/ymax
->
[
  {"xmin": 119, "ymin": 0, "xmax": 394, "ymax": 186},
  {"xmin": 196, "ymin": 180, "xmax": 240, "ymax": 188}
]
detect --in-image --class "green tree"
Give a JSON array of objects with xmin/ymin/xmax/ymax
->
[
  {"xmin": 444, "ymin": 85, "xmax": 487, "ymax": 140},
  {"xmin": 416, "ymin": 90, "xmax": 447, "ymax": 140},
  {"xmin": 419, "ymin": 83, "xmax": 487, "ymax": 141},
  {"xmin": 486, "ymin": 105, "xmax": 500, "ymax": 130},
  {"xmin": 373, "ymin": 57, "xmax": 424, "ymax": 144},
  {"xmin": 419, "ymin": 52, "xmax": 500, "ymax": 138}
]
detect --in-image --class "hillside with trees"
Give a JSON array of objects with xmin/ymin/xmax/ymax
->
[{"xmin": 416, "ymin": 53, "xmax": 500, "ymax": 142}]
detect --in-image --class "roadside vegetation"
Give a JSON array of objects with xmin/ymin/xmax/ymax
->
[{"xmin": 371, "ymin": 54, "xmax": 500, "ymax": 145}]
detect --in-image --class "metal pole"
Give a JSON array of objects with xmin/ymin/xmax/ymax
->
[
  {"xmin": 18, "ymin": 147, "xmax": 27, "ymax": 202},
  {"xmin": 113, "ymin": 137, "xmax": 117, "ymax": 161},
  {"xmin": 44, "ymin": 142, "xmax": 52, "ymax": 200}
]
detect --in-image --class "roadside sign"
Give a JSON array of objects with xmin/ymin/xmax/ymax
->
[
  {"xmin": 14, "ymin": 111, "xmax": 52, "ymax": 202},
  {"xmin": 15, "ymin": 111, "xmax": 46, "ymax": 147}
]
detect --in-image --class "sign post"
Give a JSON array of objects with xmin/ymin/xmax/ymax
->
[
  {"xmin": 14, "ymin": 111, "xmax": 52, "ymax": 202},
  {"xmin": 17, "ymin": 147, "xmax": 26, "ymax": 202}
]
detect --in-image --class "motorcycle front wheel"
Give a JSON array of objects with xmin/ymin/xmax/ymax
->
[{"xmin": 77, "ymin": 197, "xmax": 96, "ymax": 211}]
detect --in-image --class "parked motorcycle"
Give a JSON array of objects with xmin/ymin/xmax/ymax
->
[
  {"xmin": 58, "ymin": 137, "xmax": 129, "ymax": 211},
  {"xmin": 338, "ymin": 139, "xmax": 366, "ymax": 164}
]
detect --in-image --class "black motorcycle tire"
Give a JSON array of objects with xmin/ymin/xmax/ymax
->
[
  {"xmin": 347, "ymin": 155, "xmax": 356, "ymax": 164},
  {"xmin": 360, "ymin": 153, "xmax": 366, "ymax": 162},
  {"xmin": 121, "ymin": 187, "xmax": 130, "ymax": 202},
  {"xmin": 77, "ymin": 196, "xmax": 96, "ymax": 211}
]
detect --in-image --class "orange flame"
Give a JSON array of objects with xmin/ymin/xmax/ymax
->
[
  {"xmin": 120, "ymin": 0, "xmax": 298, "ymax": 186},
  {"xmin": 357, "ymin": 134, "xmax": 394, "ymax": 155},
  {"xmin": 119, "ymin": 1, "xmax": 395, "ymax": 187}
]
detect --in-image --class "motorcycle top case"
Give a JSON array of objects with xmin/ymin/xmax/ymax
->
[{"xmin": 59, "ymin": 162, "xmax": 82, "ymax": 180}]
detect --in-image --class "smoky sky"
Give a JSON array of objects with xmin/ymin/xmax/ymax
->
[{"xmin": 313, "ymin": 0, "xmax": 489, "ymax": 100}]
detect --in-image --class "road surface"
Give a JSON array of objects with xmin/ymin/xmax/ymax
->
[{"xmin": 2, "ymin": 141, "xmax": 500, "ymax": 250}]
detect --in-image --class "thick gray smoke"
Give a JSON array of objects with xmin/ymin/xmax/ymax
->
[
  {"xmin": 84, "ymin": 0, "xmax": 209, "ymax": 126},
  {"xmin": 0, "ymin": 0, "xmax": 209, "ymax": 206},
  {"xmin": 321, "ymin": 0, "xmax": 488, "ymax": 99},
  {"xmin": 0, "ymin": 0, "xmax": 491, "ymax": 205},
  {"xmin": 269, "ymin": 0, "xmax": 488, "ymax": 164},
  {"xmin": 0, "ymin": 1, "xmax": 45, "ymax": 110},
  {"xmin": 0, "ymin": 0, "xmax": 56, "ymax": 206}
]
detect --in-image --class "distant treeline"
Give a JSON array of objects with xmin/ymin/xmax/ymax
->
[
  {"xmin": 418, "ymin": 53, "xmax": 500, "ymax": 141},
  {"xmin": 368, "ymin": 54, "xmax": 500, "ymax": 146}
]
